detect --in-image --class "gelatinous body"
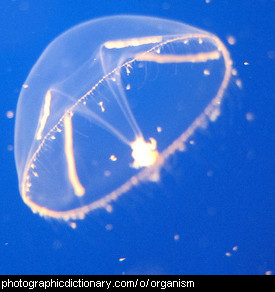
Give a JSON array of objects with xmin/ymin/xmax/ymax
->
[{"xmin": 14, "ymin": 15, "xmax": 232, "ymax": 220}]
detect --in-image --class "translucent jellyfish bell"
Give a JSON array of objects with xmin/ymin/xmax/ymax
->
[{"xmin": 14, "ymin": 15, "xmax": 232, "ymax": 220}]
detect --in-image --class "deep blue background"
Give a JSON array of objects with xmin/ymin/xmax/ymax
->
[{"xmin": 0, "ymin": 0, "xmax": 274, "ymax": 275}]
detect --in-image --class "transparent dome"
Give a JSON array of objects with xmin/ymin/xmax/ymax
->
[{"xmin": 14, "ymin": 15, "xmax": 232, "ymax": 220}]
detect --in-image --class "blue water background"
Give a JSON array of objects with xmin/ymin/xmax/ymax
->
[{"xmin": 0, "ymin": 0, "xmax": 274, "ymax": 275}]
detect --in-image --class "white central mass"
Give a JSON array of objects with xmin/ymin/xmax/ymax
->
[{"xmin": 130, "ymin": 137, "xmax": 159, "ymax": 168}]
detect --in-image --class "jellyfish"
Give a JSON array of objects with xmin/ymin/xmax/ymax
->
[{"xmin": 14, "ymin": 15, "xmax": 233, "ymax": 220}]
